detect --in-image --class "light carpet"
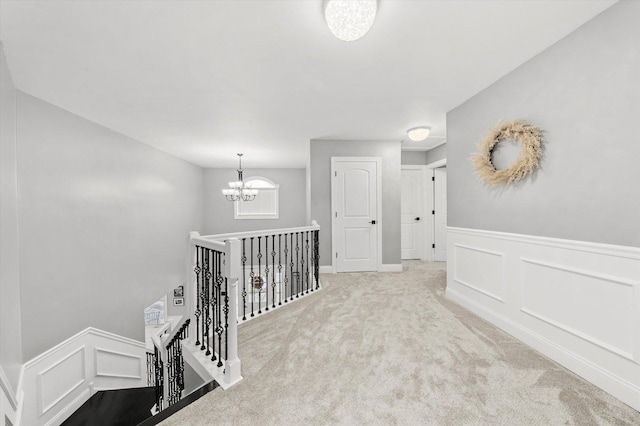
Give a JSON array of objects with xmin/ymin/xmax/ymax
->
[{"xmin": 160, "ymin": 260, "xmax": 639, "ymax": 425}]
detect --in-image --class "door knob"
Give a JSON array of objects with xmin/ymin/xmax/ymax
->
[
  {"xmin": 415, "ymin": 217, "xmax": 420, "ymax": 221},
  {"xmin": 369, "ymin": 220, "xmax": 376, "ymax": 225}
]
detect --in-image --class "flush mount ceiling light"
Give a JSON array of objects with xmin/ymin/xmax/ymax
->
[
  {"xmin": 324, "ymin": 0, "xmax": 377, "ymax": 42},
  {"xmin": 407, "ymin": 126, "xmax": 431, "ymax": 142}
]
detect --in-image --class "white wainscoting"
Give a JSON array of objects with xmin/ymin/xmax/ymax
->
[
  {"xmin": 446, "ymin": 227, "xmax": 640, "ymax": 411},
  {"xmin": 19, "ymin": 328, "xmax": 147, "ymax": 426},
  {"xmin": 1, "ymin": 365, "xmax": 22, "ymax": 426}
]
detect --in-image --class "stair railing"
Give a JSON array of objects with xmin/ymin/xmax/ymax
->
[
  {"xmin": 187, "ymin": 235, "xmax": 242, "ymax": 387},
  {"xmin": 186, "ymin": 221, "xmax": 320, "ymax": 388},
  {"xmin": 149, "ymin": 315, "xmax": 191, "ymax": 412}
]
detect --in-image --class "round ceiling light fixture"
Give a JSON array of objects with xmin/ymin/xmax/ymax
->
[
  {"xmin": 407, "ymin": 126, "xmax": 431, "ymax": 142},
  {"xmin": 324, "ymin": 0, "xmax": 377, "ymax": 42}
]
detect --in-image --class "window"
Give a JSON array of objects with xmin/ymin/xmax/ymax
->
[{"xmin": 235, "ymin": 177, "xmax": 279, "ymax": 219}]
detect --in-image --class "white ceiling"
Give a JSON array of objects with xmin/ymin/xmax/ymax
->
[{"xmin": 0, "ymin": 0, "xmax": 616, "ymax": 168}]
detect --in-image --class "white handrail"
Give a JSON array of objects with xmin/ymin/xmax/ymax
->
[{"xmin": 198, "ymin": 220, "xmax": 319, "ymax": 242}]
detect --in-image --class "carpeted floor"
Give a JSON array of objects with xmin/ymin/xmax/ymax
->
[{"xmin": 160, "ymin": 260, "xmax": 640, "ymax": 425}]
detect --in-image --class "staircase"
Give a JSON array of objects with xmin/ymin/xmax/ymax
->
[{"xmin": 10, "ymin": 222, "xmax": 321, "ymax": 425}]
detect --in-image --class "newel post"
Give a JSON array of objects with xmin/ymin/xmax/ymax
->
[{"xmin": 224, "ymin": 238, "xmax": 243, "ymax": 386}]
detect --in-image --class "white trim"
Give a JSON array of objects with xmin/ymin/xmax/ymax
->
[
  {"xmin": 447, "ymin": 287, "xmax": 640, "ymax": 411},
  {"xmin": 446, "ymin": 227, "xmax": 640, "ymax": 411},
  {"xmin": 23, "ymin": 328, "xmax": 146, "ymax": 370},
  {"xmin": 0, "ymin": 365, "xmax": 18, "ymax": 410},
  {"xmin": 330, "ymin": 157, "xmax": 383, "ymax": 273},
  {"xmin": 378, "ymin": 264, "xmax": 403, "ymax": 272},
  {"xmin": 401, "ymin": 138, "xmax": 447, "ymax": 152},
  {"xmin": 20, "ymin": 327, "xmax": 147, "ymax": 426},
  {"xmin": 43, "ymin": 388, "xmax": 90, "ymax": 426},
  {"xmin": 447, "ymin": 226, "xmax": 640, "ymax": 259},
  {"xmin": 318, "ymin": 265, "xmax": 333, "ymax": 274},
  {"xmin": 426, "ymin": 158, "xmax": 446, "ymax": 169}
]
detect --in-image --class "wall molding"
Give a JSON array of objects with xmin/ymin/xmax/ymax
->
[
  {"xmin": 318, "ymin": 265, "xmax": 333, "ymax": 274},
  {"xmin": 446, "ymin": 227, "xmax": 640, "ymax": 411},
  {"xmin": 19, "ymin": 327, "xmax": 147, "ymax": 426},
  {"xmin": 0, "ymin": 365, "xmax": 18, "ymax": 410}
]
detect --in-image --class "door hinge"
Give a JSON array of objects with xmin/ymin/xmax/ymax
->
[
  {"xmin": 335, "ymin": 171, "xmax": 337, "ymax": 177},
  {"xmin": 432, "ymin": 176, "xmax": 435, "ymax": 181},
  {"xmin": 432, "ymin": 243, "xmax": 435, "ymax": 248},
  {"xmin": 432, "ymin": 210, "xmax": 435, "ymax": 215},
  {"xmin": 335, "ymin": 252, "xmax": 338, "ymax": 258},
  {"xmin": 335, "ymin": 212, "xmax": 337, "ymax": 218}
]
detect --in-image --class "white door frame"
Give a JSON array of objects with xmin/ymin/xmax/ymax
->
[
  {"xmin": 426, "ymin": 158, "xmax": 446, "ymax": 261},
  {"xmin": 401, "ymin": 165, "xmax": 430, "ymax": 261},
  {"xmin": 331, "ymin": 157, "xmax": 383, "ymax": 273}
]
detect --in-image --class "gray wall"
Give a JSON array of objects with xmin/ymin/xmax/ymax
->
[
  {"xmin": 425, "ymin": 144, "xmax": 447, "ymax": 165},
  {"xmin": 447, "ymin": 1, "xmax": 640, "ymax": 247},
  {"xmin": 16, "ymin": 92, "xmax": 204, "ymax": 360},
  {"xmin": 310, "ymin": 140, "xmax": 401, "ymax": 266},
  {"xmin": 401, "ymin": 151, "xmax": 428, "ymax": 165},
  {"xmin": 0, "ymin": 44, "xmax": 23, "ymax": 390},
  {"xmin": 204, "ymin": 168, "xmax": 307, "ymax": 235}
]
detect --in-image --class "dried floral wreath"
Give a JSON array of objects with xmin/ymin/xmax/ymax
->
[{"xmin": 471, "ymin": 120, "xmax": 543, "ymax": 186}]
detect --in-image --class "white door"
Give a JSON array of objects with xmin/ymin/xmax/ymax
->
[
  {"xmin": 332, "ymin": 158, "xmax": 380, "ymax": 272},
  {"xmin": 434, "ymin": 167, "xmax": 447, "ymax": 261},
  {"xmin": 401, "ymin": 167, "xmax": 425, "ymax": 260}
]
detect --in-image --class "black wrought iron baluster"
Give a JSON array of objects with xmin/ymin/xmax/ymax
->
[
  {"xmin": 154, "ymin": 346, "xmax": 163, "ymax": 411},
  {"xmin": 223, "ymin": 276, "xmax": 229, "ymax": 363},
  {"xmin": 271, "ymin": 234, "xmax": 276, "ymax": 309},
  {"xmin": 305, "ymin": 231, "xmax": 310, "ymax": 294},
  {"xmin": 204, "ymin": 249, "xmax": 212, "ymax": 355},
  {"xmin": 314, "ymin": 230, "xmax": 320, "ymax": 290},
  {"xmin": 283, "ymin": 233, "xmax": 289, "ymax": 303},
  {"xmin": 194, "ymin": 247, "xmax": 202, "ymax": 347},
  {"xmin": 212, "ymin": 251, "xmax": 219, "ymax": 362},
  {"xmin": 257, "ymin": 236, "xmax": 262, "ymax": 314},
  {"xmin": 241, "ymin": 238, "xmax": 247, "ymax": 321},
  {"xmin": 216, "ymin": 251, "xmax": 224, "ymax": 367},
  {"xmin": 250, "ymin": 237, "xmax": 255, "ymax": 317},
  {"xmin": 300, "ymin": 231, "xmax": 305, "ymax": 295},
  {"xmin": 264, "ymin": 235, "xmax": 269, "ymax": 312},
  {"xmin": 295, "ymin": 232, "xmax": 300, "ymax": 299},
  {"xmin": 278, "ymin": 234, "xmax": 283, "ymax": 305},
  {"xmin": 200, "ymin": 249, "xmax": 207, "ymax": 351},
  {"xmin": 290, "ymin": 233, "xmax": 298, "ymax": 301}
]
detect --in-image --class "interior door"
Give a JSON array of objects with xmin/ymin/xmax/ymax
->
[
  {"xmin": 401, "ymin": 167, "xmax": 425, "ymax": 260},
  {"xmin": 434, "ymin": 167, "xmax": 447, "ymax": 261},
  {"xmin": 332, "ymin": 158, "xmax": 379, "ymax": 272}
]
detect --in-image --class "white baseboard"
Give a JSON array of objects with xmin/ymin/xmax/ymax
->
[
  {"xmin": 446, "ymin": 227, "xmax": 640, "ymax": 411},
  {"xmin": 318, "ymin": 265, "xmax": 333, "ymax": 274},
  {"xmin": 378, "ymin": 264, "xmax": 403, "ymax": 272},
  {"xmin": 19, "ymin": 328, "xmax": 148, "ymax": 426}
]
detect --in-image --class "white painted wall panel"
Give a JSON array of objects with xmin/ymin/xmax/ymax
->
[
  {"xmin": 446, "ymin": 227, "xmax": 640, "ymax": 411},
  {"xmin": 20, "ymin": 328, "xmax": 147, "ymax": 426},
  {"xmin": 453, "ymin": 244, "xmax": 504, "ymax": 302}
]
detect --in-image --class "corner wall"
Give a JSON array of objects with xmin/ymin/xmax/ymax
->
[
  {"xmin": 0, "ymin": 42, "xmax": 23, "ymax": 394},
  {"xmin": 447, "ymin": 1, "xmax": 639, "ymax": 247},
  {"xmin": 16, "ymin": 92, "xmax": 204, "ymax": 361},
  {"xmin": 446, "ymin": 1, "xmax": 640, "ymax": 411}
]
